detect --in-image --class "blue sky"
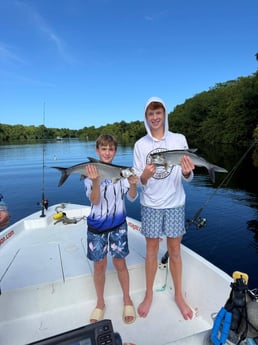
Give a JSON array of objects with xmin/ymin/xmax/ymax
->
[{"xmin": 0, "ymin": 0, "xmax": 257, "ymax": 130}]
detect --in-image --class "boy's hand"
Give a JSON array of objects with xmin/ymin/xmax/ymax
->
[
  {"xmin": 180, "ymin": 156, "xmax": 195, "ymax": 177},
  {"xmin": 86, "ymin": 164, "xmax": 100, "ymax": 182},
  {"xmin": 140, "ymin": 164, "xmax": 156, "ymax": 185},
  {"xmin": 128, "ymin": 175, "xmax": 138, "ymax": 186}
]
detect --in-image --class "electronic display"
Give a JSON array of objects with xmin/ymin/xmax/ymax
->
[{"xmin": 28, "ymin": 319, "xmax": 122, "ymax": 345}]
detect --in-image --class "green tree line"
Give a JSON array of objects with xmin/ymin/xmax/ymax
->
[
  {"xmin": 1, "ymin": 72, "xmax": 257, "ymax": 146},
  {"xmin": 169, "ymin": 72, "xmax": 258, "ymax": 145}
]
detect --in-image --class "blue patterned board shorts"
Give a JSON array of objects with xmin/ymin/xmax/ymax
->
[
  {"xmin": 87, "ymin": 221, "xmax": 129, "ymax": 262},
  {"xmin": 141, "ymin": 206, "xmax": 186, "ymax": 238}
]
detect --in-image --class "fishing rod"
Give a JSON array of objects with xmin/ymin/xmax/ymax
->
[
  {"xmin": 161, "ymin": 140, "xmax": 257, "ymax": 264},
  {"xmin": 39, "ymin": 102, "xmax": 48, "ymax": 217},
  {"xmin": 186, "ymin": 139, "xmax": 257, "ymax": 230}
]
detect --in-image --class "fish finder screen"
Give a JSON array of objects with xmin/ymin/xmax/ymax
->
[{"xmin": 71, "ymin": 340, "xmax": 92, "ymax": 345}]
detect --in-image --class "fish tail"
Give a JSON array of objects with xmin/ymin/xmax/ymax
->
[
  {"xmin": 213, "ymin": 165, "xmax": 228, "ymax": 173},
  {"xmin": 52, "ymin": 167, "xmax": 69, "ymax": 187}
]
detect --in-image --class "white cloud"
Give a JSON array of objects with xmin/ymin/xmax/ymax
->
[
  {"xmin": 15, "ymin": 0, "xmax": 76, "ymax": 64},
  {"xmin": 0, "ymin": 42, "xmax": 24, "ymax": 64}
]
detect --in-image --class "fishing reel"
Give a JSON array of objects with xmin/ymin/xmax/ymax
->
[
  {"xmin": 160, "ymin": 215, "xmax": 207, "ymax": 265},
  {"xmin": 37, "ymin": 199, "xmax": 49, "ymax": 210},
  {"xmin": 37, "ymin": 192, "xmax": 49, "ymax": 217},
  {"xmin": 186, "ymin": 216, "xmax": 207, "ymax": 230},
  {"xmin": 194, "ymin": 216, "xmax": 207, "ymax": 229}
]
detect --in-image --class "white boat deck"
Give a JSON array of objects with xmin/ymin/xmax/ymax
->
[{"xmin": 0, "ymin": 203, "xmax": 232, "ymax": 345}]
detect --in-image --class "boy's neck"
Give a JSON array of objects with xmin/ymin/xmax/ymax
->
[{"xmin": 150, "ymin": 127, "xmax": 165, "ymax": 140}]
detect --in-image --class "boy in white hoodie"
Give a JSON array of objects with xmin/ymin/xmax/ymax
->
[{"xmin": 133, "ymin": 97, "xmax": 195, "ymax": 320}]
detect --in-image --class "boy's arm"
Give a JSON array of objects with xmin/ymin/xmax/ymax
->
[
  {"xmin": 140, "ymin": 164, "xmax": 156, "ymax": 185},
  {"xmin": 90, "ymin": 179, "xmax": 101, "ymax": 204},
  {"xmin": 133, "ymin": 143, "xmax": 155, "ymax": 186},
  {"xmin": 127, "ymin": 175, "xmax": 138, "ymax": 200}
]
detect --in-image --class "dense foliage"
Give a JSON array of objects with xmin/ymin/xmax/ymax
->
[
  {"xmin": 169, "ymin": 72, "xmax": 258, "ymax": 145},
  {"xmin": 1, "ymin": 72, "xmax": 257, "ymax": 146}
]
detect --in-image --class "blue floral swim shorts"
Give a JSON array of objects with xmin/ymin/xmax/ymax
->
[
  {"xmin": 141, "ymin": 206, "xmax": 186, "ymax": 238},
  {"xmin": 87, "ymin": 221, "xmax": 129, "ymax": 262}
]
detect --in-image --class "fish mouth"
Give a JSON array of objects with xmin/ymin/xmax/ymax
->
[
  {"xmin": 120, "ymin": 168, "xmax": 136, "ymax": 178},
  {"xmin": 150, "ymin": 152, "xmax": 163, "ymax": 158},
  {"xmin": 130, "ymin": 167, "xmax": 136, "ymax": 175}
]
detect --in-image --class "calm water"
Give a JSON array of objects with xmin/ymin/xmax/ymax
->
[{"xmin": 1, "ymin": 140, "xmax": 258, "ymax": 289}]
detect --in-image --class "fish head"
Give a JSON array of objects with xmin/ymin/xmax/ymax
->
[
  {"xmin": 120, "ymin": 167, "xmax": 135, "ymax": 178},
  {"xmin": 149, "ymin": 152, "xmax": 166, "ymax": 165}
]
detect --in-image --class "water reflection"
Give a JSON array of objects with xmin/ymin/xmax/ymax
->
[
  {"xmin": 247, "ymin": 219, "xmax": 258, "ymax": 247},
  {"xmin": 196, "ymin": 142, "xmax": 258, "ymax": 194}
]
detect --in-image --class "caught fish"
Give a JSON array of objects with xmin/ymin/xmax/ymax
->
[
  {"xmin": 52, "ymin": 157, "xmax": 135, "ymax": 187},
  {"xmin": 149, "ymin": 149, "xmax": 228, "ymax": 183}
]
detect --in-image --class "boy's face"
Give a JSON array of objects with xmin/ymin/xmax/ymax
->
[
  {"xmin": 145, "ymin": 106, "xmax": 165, "ymax": 132},
  {"xmin": 96, "ymin": 144, "xmax": 116, "ymax": 163}
]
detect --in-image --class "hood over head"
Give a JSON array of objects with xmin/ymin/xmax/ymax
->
[{"xmin": 144, "ymin": 96, "xmax": 169, "ymax": 141}]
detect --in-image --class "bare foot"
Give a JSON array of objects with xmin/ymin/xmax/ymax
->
[
  {"xmin": 137, "ymin": 295, "xmax": 152, "ymax": 318},
  {"xmin": 175, "ymin": 295, "xmax": 193, "ymax": 320}
]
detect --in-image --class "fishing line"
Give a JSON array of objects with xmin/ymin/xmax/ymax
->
[
  {"xmin": 39, "ymin": 102, "xmax": 49, "ymax": 217},
  {"xmin": 186, "ymin": 140, "xmax": 257, "ymax": 230}
]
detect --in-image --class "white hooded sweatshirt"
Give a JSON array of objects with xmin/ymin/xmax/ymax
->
[{"xmin": 133, "ymin": 97, "xmax": 193, "ymax": 209}]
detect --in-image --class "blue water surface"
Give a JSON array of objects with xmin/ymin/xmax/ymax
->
[{"xmin": 1, "ymin": 140, "xmax": 257, "ymax": 289}]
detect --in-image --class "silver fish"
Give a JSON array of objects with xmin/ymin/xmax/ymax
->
[
  {"xmin": 149, "ymin": 149, "xmax": 228, "ymax": 183},
  {"xmin": 52, "ymin": 157, "xmax": 135, "ymax": 187}
]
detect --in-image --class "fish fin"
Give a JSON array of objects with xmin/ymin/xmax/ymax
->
[
  {"xmin": 88, "ymin": 157, "xmax": 131, "ymax": 169},
  {"xmin": 212, "ymin": 165, "xmax": 228, "ymax": 173},
  {"xmin": 52, "ymin": 167, "xmax": 69, "ymax": 187},
  {"xmin": 208, "ymin": 167, "xmax": 216, "ymax": 183},
  {"xmin": 87, "ymin": 157, "xmax": 100, "ymax": 163}
]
